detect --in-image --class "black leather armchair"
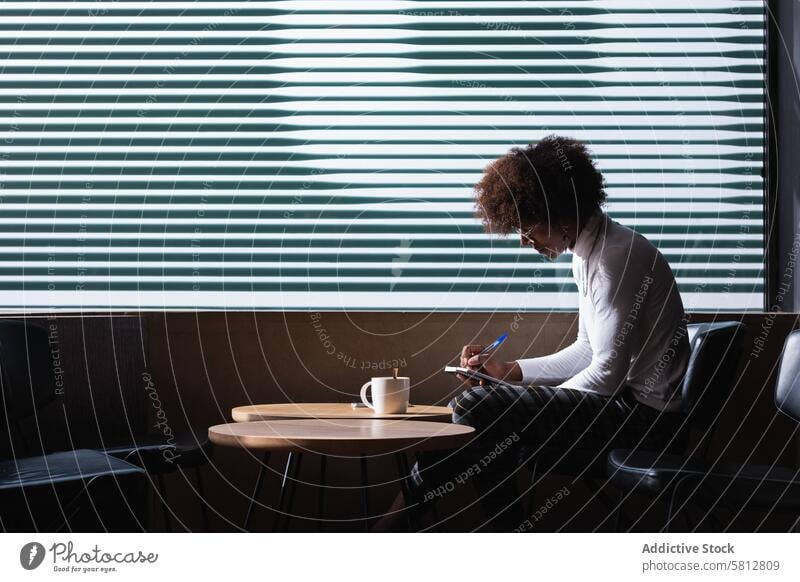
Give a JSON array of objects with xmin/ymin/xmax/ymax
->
[
  {"xmin": 0, "ymin": 321, "xmax": 146, "ymax": 531},
  {"xmin": 607, "ymin": 327, "xmax": 800, "ymax": 532},
  {"xmin": 526, "ymin": 321, "xmax": 746, "ymax": 524},
  {"xmin": 0, "ymin": 319, "xmax": 211, "ymax": 531}
]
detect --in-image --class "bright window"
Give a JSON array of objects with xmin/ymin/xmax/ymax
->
[{"xmin": 0, "ymin": 1, "xmax": 765, "ymax": 311}]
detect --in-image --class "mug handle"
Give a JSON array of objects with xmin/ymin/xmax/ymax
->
[{"xmin": 360, "ymin": 381, "xmax": 374, "ymax": 410}]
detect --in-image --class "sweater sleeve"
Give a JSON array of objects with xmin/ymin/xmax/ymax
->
[
  {"xmin": 556, "ymin": 246, "xmax": 653, "ymax": 395},
  {"xmin": 516, "ymin": 310, "xmax": 593, "ymax": 385}
]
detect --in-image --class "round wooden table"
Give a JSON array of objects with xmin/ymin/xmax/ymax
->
[
  {"xmin": 210, "ymin": 418, "xmax": 471, "ymax": 455},
  {"xmin": 209, "ymin": 419, "xmax": 474, "ymax": 532},
  {"xmin": 231, "ymin": 402, "xmax": 453, "ymax": 423}
]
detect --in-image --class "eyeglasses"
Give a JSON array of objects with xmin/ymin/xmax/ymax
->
[{"xmin": 515, "ymin": 222, "xmax": 541, "ymax": 244}]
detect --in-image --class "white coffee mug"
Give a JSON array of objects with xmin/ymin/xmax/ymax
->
[{"xmin": 360, "ymin": 377, "xmax": 410, "ymax": 414}]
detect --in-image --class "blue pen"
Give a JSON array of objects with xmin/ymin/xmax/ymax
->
[{"xmin": 477, "ymin": 333, "xmax": 508, "ymax": 357}]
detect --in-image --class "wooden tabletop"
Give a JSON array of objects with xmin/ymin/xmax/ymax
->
[
  {"xmin": 208, "ymin": 419, "xmax": 474, "ymax": 455},
  {"xmin": 231, "ymin": 402, "xmax": 453, "ymax": 423}
]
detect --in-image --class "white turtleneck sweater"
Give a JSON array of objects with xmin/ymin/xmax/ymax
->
[{"xmin": 516, "ymin": 211, "xmax": 690, "ymax": 412}]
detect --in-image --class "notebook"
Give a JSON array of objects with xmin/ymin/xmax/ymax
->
[{"xmin": 443, "ymin": 366, "xmax": 519, "ymax": 389}]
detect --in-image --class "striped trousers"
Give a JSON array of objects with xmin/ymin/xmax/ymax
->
[{"xmin": 411, "ymin": 384, "xmax": 685, "ymax": 531}]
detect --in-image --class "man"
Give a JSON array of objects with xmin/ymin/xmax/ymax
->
[{"xmin": 378, "ymin": 135, "xmax": 690, "ymax": 532}]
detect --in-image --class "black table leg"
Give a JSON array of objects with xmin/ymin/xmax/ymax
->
[
  {"xmin": 273, "ymin": 452, "xmax": 293, "ymax": 532},
  {"xmin": 275, "ymin": 452, "xmax": 302, "ymax": 532},
  {"xmin": 317, "ymin": 455, "xmax": 327, "ymax": 532},
  {"xmin": 395, "ymin": 453, "xmax": 421, "ymax": 532},
  {"xmin": 284, "ymin": 453, "xmax": 302, "ymax": 532},
  {"xmin": 244, "ymin": 449, "xmax": 427, "ymax": 533},
  {"xmin": 360, "ymin": 454, "xmax": 371, "ymax": 531},
  {"xmin": 243, "ymin": 451, "xmax": 270, "ymax": 531}
]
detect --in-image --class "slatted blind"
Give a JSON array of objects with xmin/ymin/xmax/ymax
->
[{"xmin": 0, "ymin": 0, "xmax": 765, "ymax": 311}]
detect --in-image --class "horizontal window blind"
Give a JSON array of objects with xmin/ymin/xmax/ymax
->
[{"xmin": 0, "ymin": 0, "xmax": 765, "ymax": 311}]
